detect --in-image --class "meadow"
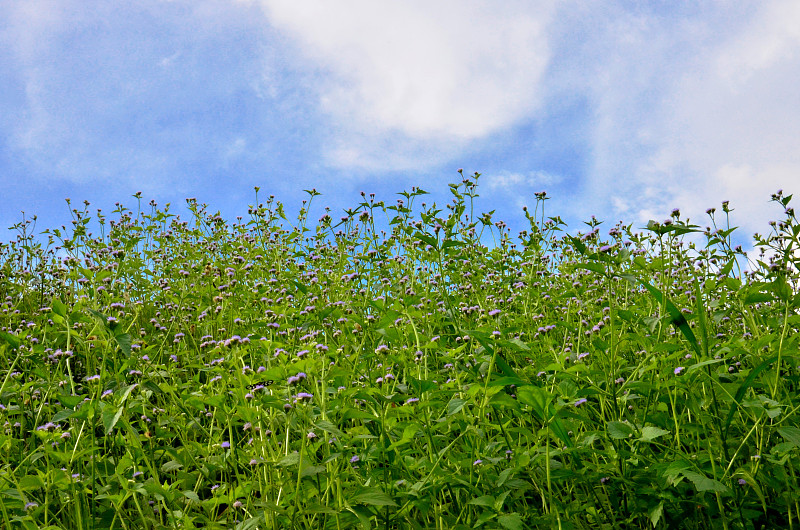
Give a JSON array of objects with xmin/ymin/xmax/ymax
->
[{"xmin": 1, "ymin": 173, "xmax": 799, "ymax": 529}]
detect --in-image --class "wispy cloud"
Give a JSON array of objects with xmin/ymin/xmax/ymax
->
[{"xmin": 538, "ymin": 1, "xmax": 800, "ymax": 239}]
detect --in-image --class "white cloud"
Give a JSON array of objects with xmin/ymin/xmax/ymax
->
[
  {"xmin": 255, "ymin": 0, "xmax": 556, "ymax": 169},
  {"xmin": 549, "ymin": 1, "xmax": 800, "ymax": 244}
]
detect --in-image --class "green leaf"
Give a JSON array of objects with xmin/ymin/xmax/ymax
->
[
  {"xmin": 640, "ymin": 426, "xmax": 670, "ymax": 442},
  {"xmin": 300, "ymin": 465, "xmax": 327, "ymax": 478},
  {"xmin": 59, "ymin": 395, "xmax": 84, "ymax": 409},
  {"xmin": 743, "ymin": 292, "xmax": 773, "ymax": 305},
  {"xmin": 498, "ymin": 514, "xmax": 524, "ymax": 530},
  {"xmin": 314, "ymin": 420, "xmax": 343, "ymax": 438},
  {"xmin": 516, "ymin": 386, "xmax": 552, "ymax": 421},
  {"xmin": 447, "ymin": 398, "xmax": 466, "ymax": 416},
  {"xmin": 723, "ymin": 354, "xmax": 782, "ymax": 436},
  {"xmin": 161, "ymin": 460, "xmax": 183, "ymax": 473},
  {"xmin": 441, "ymin": 239, "xmax": 466, "ymax": 250},
  {"xmin": 575, "ymin": 263, "xmax": 606, "ymax": 275},
  {"xmin": 52, "ymin": 298, "xmax": 67, "ymax": 318},
  {"xmin": 468, "ymin": 495, "xmax": 495, "ymax": 507},
  {"xmin": 638, "ymin": 279, "xmax": 701, "ymax": 358},
  {"xmin": 649, "ymin": 501, "xmax": 664, "ymax": 528},
  {"xmin": 350, "ymin": 487, "xmax": 397, "ymax": 507},
  {"xmin": 681, "ymin": 471, "xmax": 730, "ymax": 493},
  {"xmin": 19, "ymin": 474, "xmax": 45, "ymax": 491},
  {"xmin": 0, "ymin": 331, "xmax": 21, "ymax": 350},
  {"xmin": 182, "ymin": 490, "xmax": 200, "ymax": 503},
  {"xmin": 102, "ymin": 406, "xmax": 125, "ymax": 435},
  {"xmin": 778, "ymin": 426, "xmax": 800, "ymax": 447},
  {"xmin": 235, "ymin": 515, "xmax": 266, "ymax": 530},
  {"xmin": 607, "ymin": 421, "xmax": 635, "ymax": 440},
  {"xmin": 117, "ymin": 383, "xmax": 138, "ymax": 403},
  {"xmin": 686, "ymin": 358, "xmax": 724, "ymax": 373},
  {"xmin": 114, "ymin": 333, "xmax": 132, "ymax": 355},
  {"xmin": 52, "ymin": 409, "xmax": 76, "ymax": 423},
  {"xmin": 414, "ymin": 231, "xmax": 438, "ymax": 250}
]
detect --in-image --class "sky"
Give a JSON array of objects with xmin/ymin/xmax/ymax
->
[{"xmin": 2, "ymin": 1, "xmax": 799, "ymax": 254}]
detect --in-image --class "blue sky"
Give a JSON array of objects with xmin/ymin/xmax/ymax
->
[{"xmin": 2, "ymin": 1, "xmax": 799, "ymax": 251}]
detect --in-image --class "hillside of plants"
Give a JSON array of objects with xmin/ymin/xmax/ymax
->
[{"xmin": 1, "ymin": 173, "xmax": 799, "ymax": 529}]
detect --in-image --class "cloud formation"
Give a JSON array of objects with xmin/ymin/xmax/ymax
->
[
  {"xmin": 257, "ymin": 0, "xmax": 556, "ymax": 169},
  {"xmin": 539, "ymin": 1, "xmax": 800, "ymax": 239}
]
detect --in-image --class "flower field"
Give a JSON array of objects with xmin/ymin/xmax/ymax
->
[{"xmin": 1, "ymin": 174, "xmax": 799, "ymax": 529}]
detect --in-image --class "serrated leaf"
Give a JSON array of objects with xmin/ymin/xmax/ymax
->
[
  {"xmin": 468, "ymin": 495, "xmax": 495, "ymax": 507},
  {"xmin": 640, "ymin": 426, "xmax": 670, "ymax": 442},
  {"xmin": 649, "ymin": 501, "xmax": 664, "ymax": 527},
  {"xmin": 59, "ymin": 395, "xmax": 84, "ymax": 409},
  {"xmin": 300, "ymin": 465, "xmax": 327, "ymax": 478},
  {"xmin": 182, "ymin": 490, "xmax": 200, "ymax": 503},
  {"xmin": 447, "ymin": 397, "xmax": 466, "ymax": 416},
  {"xmin": 114, "ymin": 333, "xmax": 132, "ymax": 355},
  {"xmin": 681, "ymin": 471, "xmax": 730, "ymax": 493},
  {"xmin": 314, "ymin": 419, "xmax": 343, "ymax": 438},
  {"xmin": 277, "ymin": 453, "xmax": 300, "ymax": 467},
  {"xmin": 516, "ymin": 386, "xmax": 552, "ymax": 420},
  {"xmin": 0, "ymin": 331, "xmax": 21, "ymax": 349},
  {"xmin": 778, "ymin": 426, "xmax": 800, "ymax": 447},
  {"xmin": 19, "ymin": 474, "xmax": 46, "ymax": 491},
  {"xmin": 498, "ymin": 514, "xmax": 524, "ymax": 530},
  {"xmin": 117, "ymin": 383, "xmax": 137, "ymax": 404},
  {"xmin": 102, "ymin": 406, "xmax": 125, "ymax": 435},
  {"xmin": 743, "ymin": 292, "xmax": 773, "ymax": 305},
  {"xmin": 52, "ymin": 409, "xmax": 75, "ymax": 423},
  {"xmin": 414, "ymin": 231, "xmax": 438, "ymax": 250},
  {"xmin": 52, "ymin": 298, "xmax": 67, "ymax": 318},
  {"xmin": 161, "ymin": 460, "xmax": 183, "ymax": 472},
  {"xmin": 607, "ymin": 421, "xmax": 634, "ymax": 440}
]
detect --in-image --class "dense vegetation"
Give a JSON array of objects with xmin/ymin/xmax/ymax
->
[{"xmin": 1, "ymin": 174, "xmax": 799, "ymax": 529}]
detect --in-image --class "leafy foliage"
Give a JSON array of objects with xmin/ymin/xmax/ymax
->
[{"xmin": 1, "ymin": 177, "xmax": 799, "ymax": 529}]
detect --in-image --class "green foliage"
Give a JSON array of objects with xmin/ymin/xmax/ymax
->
[{"xmin": 1, "ymin": 177, "xmax": 799, "ymax": 528}]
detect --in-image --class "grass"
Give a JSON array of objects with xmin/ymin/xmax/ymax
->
[{"xmin": 1, "ymin": 174, "xmax": 799, "ymax": 529}]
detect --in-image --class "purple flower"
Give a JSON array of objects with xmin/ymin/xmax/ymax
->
[
  {"xmin": 307, "ymin": 431, "xmax": 317, "ymax": 440},
  {"xmin": 350, "ymin": 455, "xmax": 360, "ymax": 464},
  {"xmin": 473, "ymin": 459, "xmax": 482, "ymax": 466},
  {"xmin": 221, "ymin": 441, "xmax": 230, "ymax": 449},
  {"xmin": 574, "ymin": 398, "xmax": 588, "ymax": 407},
  {"xmin": 674, "ymin": 366, "xmax": 685, "ymax": 375},
  {"xmin": 488, "ymin": 309, "xmax": 501, "ymax": 317}
]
